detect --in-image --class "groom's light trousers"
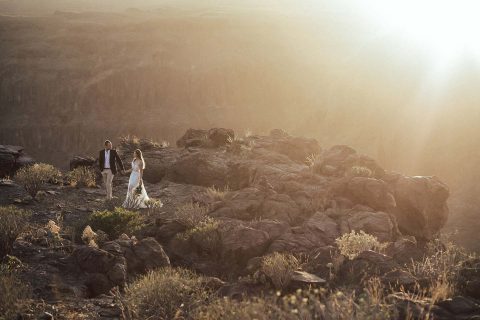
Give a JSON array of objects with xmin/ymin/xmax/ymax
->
[{"xmin": 101, "ymin": 169, "xmax": 114, "ymax": 199}]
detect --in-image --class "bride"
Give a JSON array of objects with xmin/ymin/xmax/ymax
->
[{"xmin": 123, "ymin": 149, "xmax": 150, "ymax": 208}]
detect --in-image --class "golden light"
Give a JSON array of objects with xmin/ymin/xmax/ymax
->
[{"xmin": 354, "ymin": 0, "xmax": 480, "ymax": 69}]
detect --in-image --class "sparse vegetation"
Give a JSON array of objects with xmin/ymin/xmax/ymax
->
[
  {"xmin": 173, "ymin": 202, "xmax": 210, "ymax": 229},
  {"xmin": 83, "ymin": 208, "xmax": 144, "ymax": 240},
  {"xmin": 176, "ymin": 218, "xmax": 221, "ymax": 257},
  {"xmin": 206, "ymin": 185, "xmax": 230, "ymax": 201},
  {"xmin": 194, "ymin": 297, "xmax": 285, "ymax": 320},
  {"xmin": 120, "ymin": 135, "xmax": 160, "ymax": 151},
  {"xmin": 125, "ymin": 267, "xmax": 212, "ymax": 320},
  {"xmin": 259, "ymin": 252, "xmax": 300, "ymax": 290},
  {"xmin": 0, "ymin": 256, "xmax": 31, "ymax": 319},
  {"xmin": 14, "ymin": 163, "xmax": 61, "ymax": 199},
  {"xmin": 335, "ymin": 230, "xmax": 386, "ymax": 260},
  {"xmin": 0, "ymin": 206, "xmax": 31, "ymax": 258},
  {"xmin": 66, "ymin": 166, "xmax": 96, "ymax": 187}
]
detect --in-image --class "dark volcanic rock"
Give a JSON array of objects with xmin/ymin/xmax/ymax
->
[
  {"xmin": 176, "ymin": 128, "xmax": 208, "ymax": 148},
  {"xmin": 0, "ymin": 144, "xmax": 35, "ymax": 177},
  {"xmin": 69, "ymin": 155, "xmax": 96, "ymax": 170},
  {"xmin": 387, "ymin": 175, "xmax": 450, "ymax": 239},
  {"xmin": 71, "ymin": 246, "xmax": 127, "ymax": 297}
]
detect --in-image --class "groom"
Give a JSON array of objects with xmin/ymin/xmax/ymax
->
[{"xmin": 99, "ymin": 140, "xmax": 125, "ymax": 199}]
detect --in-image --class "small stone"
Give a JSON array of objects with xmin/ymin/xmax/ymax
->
[
  {"xmin": 46, "ymin": 190, "xmax": 57, "ymax": 195},
  {"xmin": 38, "ymin": 311, "xmax": 54, "ymax": 320}
]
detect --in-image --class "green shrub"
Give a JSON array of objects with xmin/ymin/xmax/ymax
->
[
  {"xmin": 176, "ymin": 218, "xmax": 221, "ymax": 257},
  {"xmin": 66, "ymin": 166, "xmax": 96, "ymax": 188},
  {"xmin": 125, "ymin": 267, "xmax": 212, "ymax": 320},
  {"xmin": 174, "ymin": 202, "xmax": 210, "ymax": 229},
  {"xmin": 85, "ymin": 207, "xmax": 143, "ymax": 240},
  {"xmin": 0, "ymin": 206, "xmax": 31, "ymax": 258},
  {"xmin": 335, "ymin": 230, "xmax": 385, "ymax": 260},
  {"xmin": 14, "ymin": 163, "xmax": 61, "ymax": 199}
]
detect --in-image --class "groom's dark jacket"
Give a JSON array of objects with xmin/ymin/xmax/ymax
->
[{"xmin": 99, "ymin": 149, "xmax": 124, "ymax": 175}]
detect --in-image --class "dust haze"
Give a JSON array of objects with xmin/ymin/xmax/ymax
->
[{"xmin": 1, "ymin": 0, "xmax": 479, "ymax": 250}]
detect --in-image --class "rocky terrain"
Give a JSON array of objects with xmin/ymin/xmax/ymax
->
[{"xmin": 1, "ymin": 128, "xmax": 479, "ymax": 319}]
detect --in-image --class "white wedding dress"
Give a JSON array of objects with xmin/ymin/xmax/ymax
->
[{"xmin": 123, "ymin": 160, "xmax": 150, "ymax": 209}]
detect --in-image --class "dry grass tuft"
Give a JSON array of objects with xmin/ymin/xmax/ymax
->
[{"xmin": 206, "ymin": 185, "xmax": 230, "ymax": 202}]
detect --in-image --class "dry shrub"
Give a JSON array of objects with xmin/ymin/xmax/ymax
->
[
  {"xmin": 176, "ymin": 218, "xmax": 221, "ymax": 257},
  {"xmin": 194, "ymin": 297, "xmax": 285, "ymax": 320},
  {"xmin": 14, "ymin": 163, "xmax": 61, "ymax": 199},
  {"xmin": 335, "ymin": 230, "xmax": 386, "ymax": 260},
  {"xmin": 0, "ymin": 256, "xmax": 31, "ymax": 319},
  {"xmin": 0, "ymin": 206, "xmax": 31, "ymax": 258},
  {"xmin": 306, "ymin": 153, "xmax": 323, "ymax": 173},
  {"xmin": 125, "ymin": 267, "xmax": 212, "ymax": 320},
  {"xmin": 174, "ymin": 202, "xmax": 209, "ymax": 229},
  {"xmin": 206, "ymin": 185, "xmax": 230, "ymax": 202},
  {"xmin": 145, "ymin": 199, "xmax": 164, "ymax": 217},
  {"xmin": 260, "ymin": 252, "xmax": 300, "ymax": 290},
  {"xmin": 66, "ymin": 166, "xmax": 96, "ymax": 187},
  {"xmin": 348, "ymin": 166, "xmax": 373, "ymax": 178},
  {"xmin": 407, "ymin": 238, "xmax": 469, "ymax": 302}
]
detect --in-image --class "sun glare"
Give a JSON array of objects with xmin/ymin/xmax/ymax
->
[{"xmin": 356, "ymin": 0, "xmax": 480, "ymax": 68}]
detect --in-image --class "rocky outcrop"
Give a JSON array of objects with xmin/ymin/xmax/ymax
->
[
  {"xmin": 71, "ymin": 246, "xmax": 127, "ymax": 297},
  {"xmin": 0, "ymin": 145, "xmax": 35, "ymax": 178},
  {"xmin": 70, "ymin": 237, "xmax": 170, "ymax": 297},
  {"xmin": 176, "ymin": 128, "xmax": 234, "ymax": 149},
  {"xmin": 117, "ymin": 128, "xmax": 450, "ymax": 265}
]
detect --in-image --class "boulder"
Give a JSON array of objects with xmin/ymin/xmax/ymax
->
[
  {"xmin": 140, "ymin": 148, "xmax": 179, "ymax": 183},
  {"xmin": 268, "ymin": 212, "xmax": 339, "ymax": 254},
  {"xmin": 102, "ymin": 237, "xmax": 170, "ymax": 275},
  {"xmin": 316, "ymin": 145, "xmax": 385, "ymax": 178},
  {"xmin": 0, "ymin": 145, "xmax": 35, "ymax": 178},
  {"xmin": 176, "ymin": 129, "xmax": 208, "ymax": 148},
  {"xmin": 210, "ymin": 187, "xmax": 302, "ymax": 224},
  {"xmin": 167, "ymin": 150, "xmax": 229, "ymax": 188},
  {"xmin": 71, "ymin": 246, "xmax": 126, "ymax": 297},
  {"xmin": 69, "ymin": 155, "xmax": 96, "ymax": 171},
  {"xmin": 254, "ymin": 132, "xmax": 321, "ymax": 163},
  {"xmin": 218, "ymin": 219, "xmax": 271, "ymax": 264},
  {"xmin": 345, "ymin": 210, "xmax": 398, "ymax": 242},
  {"xmin": 207, "ymin": 128, "xmax": 235, "ymax": 147},
  {"xmin": 347, "ymin": 177, "xmax": 396, "ymax": 211},
  {"xmin": 389, "ymin": 175, "xmax": 449, "ymax": 239}
]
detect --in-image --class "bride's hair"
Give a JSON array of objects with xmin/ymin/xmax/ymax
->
[{"xmin": 134, "ymin": 149, "xmax": 146, "ymax": 169}]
